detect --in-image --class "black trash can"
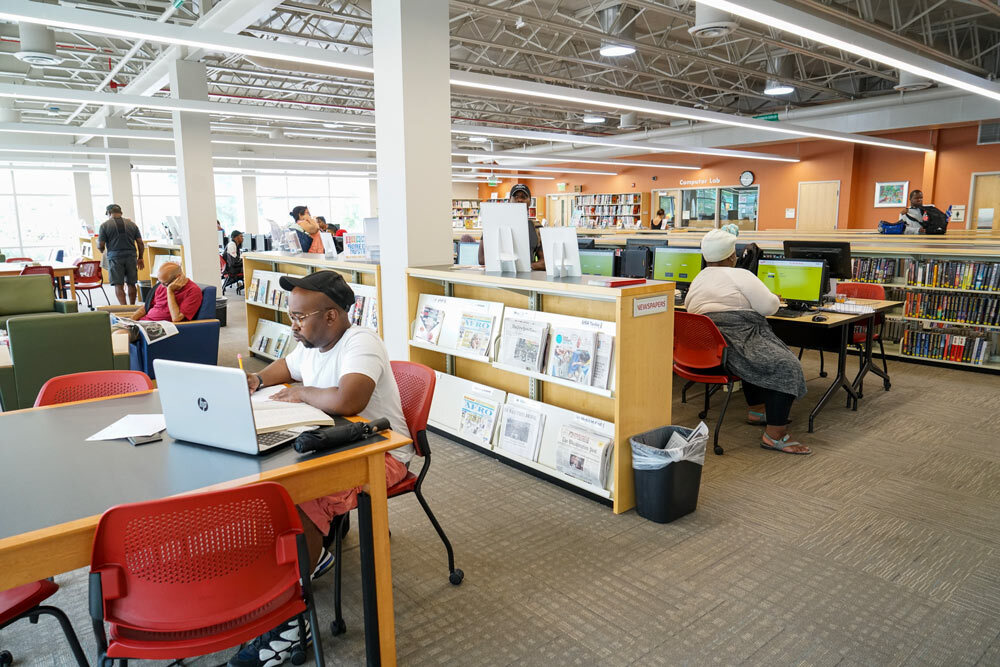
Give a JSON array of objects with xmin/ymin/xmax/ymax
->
[
  {"xmin": 631, "ymin": 426, "xmax": 704, "ymax": 524},
  {"xmin": 215, "ymin": 296, "xmax": 228, "ymax": 327},
  {"xmin": 137, "ymin": 280, "xmax": 153, "ymax": 301}
]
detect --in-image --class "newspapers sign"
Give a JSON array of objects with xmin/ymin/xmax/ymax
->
[{"xmin": 633, "ymin": 294, "xmax": 669, "ymax": 318}]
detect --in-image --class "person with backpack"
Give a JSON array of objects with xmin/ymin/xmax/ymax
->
[
  {"xmin": 97, "ymin": 204, "xmax": 145, "ymax": 305},
  {"xmin": 899, "ymin": 190, "xmax": 949, "ymax": 235}
]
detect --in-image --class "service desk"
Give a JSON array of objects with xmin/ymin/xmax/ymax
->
[{"xmin": 0, "ymin": 391, "xmax": 408, "ymax": 664}]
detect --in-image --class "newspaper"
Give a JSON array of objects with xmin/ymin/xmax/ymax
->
[
  {"xmin": 458, "ymin": 393, "xmax": 501, "ymax": 447},
  {"xmin": 498, "ymin": 318, "xmax": 549, "ymax": 371},
  {"xmin": 496, "ymin": 403, "xmax": 545, "ymax": 461},
  {"xmin": 554, "ymin": 423, "xmax": 613, "ymax": 488},
  {"xmin": 112, "ymin": 316, "xmax": 179, "ymax": 345},
  {"xmin": 591, "ymin": 332, "xmax": 614, "ymax": 390}
]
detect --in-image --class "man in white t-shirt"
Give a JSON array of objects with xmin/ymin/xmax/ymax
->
[{"xmin": 231, "ymin": 270, "xmax": 409, "ymax": 667}]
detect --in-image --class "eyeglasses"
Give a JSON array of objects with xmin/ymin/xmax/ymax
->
[{"xmin": 288, "ymin": 309, "xmax": 330, "ymax": 324}]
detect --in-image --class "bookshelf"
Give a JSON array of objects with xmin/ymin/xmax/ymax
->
[
  {"xmin": 572, "ymin": 192, "xmax": 651, "ymax": 229},
  {"xmin": 79, "ymin": 235, "xmax": 155, "ymax": 283},
  {"xmin": 452, "ymin": 199, "xmax": 481, "ymax": 229},
  {"xmin": 243, "ymin": 252, "xmax": 383, "ymax": 363},
  {"xmin": 406, "ymin": 265, "xmax": 676, "ymax": 514},
  {"xmin": 146, "ymin": 242, "xmax": 184, "ymax": 276}
]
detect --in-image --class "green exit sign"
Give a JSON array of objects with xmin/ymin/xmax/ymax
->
[{"xmin": 753, "ymin": 112, "xmax": 780, "ymax": 121}]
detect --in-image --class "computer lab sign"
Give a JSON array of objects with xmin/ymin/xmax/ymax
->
[{"xmin": 633, "ymin": 295, "xmax": 670, "ymax": 318}]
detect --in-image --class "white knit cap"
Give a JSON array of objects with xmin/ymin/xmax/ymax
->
[{"xmin": 701, "ymin": 224, "xmax": 739, "ymax": 262}]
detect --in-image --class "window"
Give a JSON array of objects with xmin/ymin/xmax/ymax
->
[
  {"xmin": 0, "ymin": 168, "xmax": 80, "ymax": 260},
  {"xmin": 214, "ymin": 174, "xmax": 244, "ymax": 233},
  {"xmin": 89, "ymin": 171, "xmax": 110, "ymax": 231},
  {"xmin": 133, "ymin": 172, "xmax": 181, "ymax": 237},
  {"xmin": 674, "ymin": 185, "xmax": 759, "ymax": 230},
  {"xmin": 255, "ymin": 175, "xmax": 369, "ymax": 234}
]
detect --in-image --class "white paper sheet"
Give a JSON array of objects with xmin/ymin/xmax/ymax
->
[{"xmin": 87, "ymin": 414, "xmax": 166, "ymax": 441}]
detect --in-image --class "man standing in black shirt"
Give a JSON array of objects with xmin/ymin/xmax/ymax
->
[{"xmin": 98, "ymin": 204, "xmax": 145, "ymax": 305}]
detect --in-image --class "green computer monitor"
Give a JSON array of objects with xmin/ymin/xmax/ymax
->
[
  {"xmin": 652, "ymin": 247, "xmax": 702, "ymax": 284},
  {"xmin": 579, "ymin": 249, "xmax": 615, "ymax": 276},
  {"xmin": 756, "ymin": 259, "xmax": 827, "ymax": 305}
]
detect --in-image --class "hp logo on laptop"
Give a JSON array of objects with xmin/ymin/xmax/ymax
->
[{"xmin": 197, "ymin": 397, "xmax": 209, "ymax": 411}]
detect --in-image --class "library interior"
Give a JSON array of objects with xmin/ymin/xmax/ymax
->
[{"xmin": 2, "ymin": 1, "xmax": 1000, "ymax": 665}]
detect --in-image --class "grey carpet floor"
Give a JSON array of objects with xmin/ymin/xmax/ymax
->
[{"xmin": 4, "ymin": 291, "xmax": 999, "ymax": 666}]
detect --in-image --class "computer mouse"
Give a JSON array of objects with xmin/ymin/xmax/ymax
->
[{"xmin": 811, "ymin": 314, "xmax": 828, "ymax": 322}]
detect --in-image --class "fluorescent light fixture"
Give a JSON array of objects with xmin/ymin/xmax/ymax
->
[
  {"xmin": 467, "ymin": 135, "xmax": 490, "ymax": 143},
  {"xmin": 695, "ymin": 0, "xmax": 1000, "ymax": 104},
  {"xmin": 453, "ymin": 173, "xmax": 555, "ymax": 180},
  {"xmin": 451, "ymin": 150, "xmax": 698, "ymax": 170},
  {"xmin": 0, "ymin": 121, "xmax": 172, "ymax": 141},
  {"xmin": 599, "ymin": 44, "xmax": 636, "ymax": 57},
  {"xmin": 0, "ymin": 82, "xmax": 373, "ymax": 127},
  {"xmin": 459, "ymin": 164, "xmax": 617, "ymax": 176},
  {"xmin": 210, "ymin": 137, "xmax": 374, "ymax": 152},
  {"xmin": 449, "ymin": 72, "xmax": 933, "ymax": 152},
  {"xmin": 582, "ymin": 114, "xmax": 606, "ymax": 124},
  {"xmin": 763, "ymin": 80, "xmax": 795, "ymax": 96},
  {"xmin": 451, "ymin": 125, "xmax": 802, "ymax": 162},
  {"xmin": 0, "ymin": 0, "xmax": 375, "ymax": 75}
]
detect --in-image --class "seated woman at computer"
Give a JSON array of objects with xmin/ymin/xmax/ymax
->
[
  {"xmin": 685, "ymin": 226, "xmax": 811, "ymax": 456},
  {"xmin": 232, "ymin": 270, "xmax": 410, "ymax": 667},
  {"xmin": 289, "ymin": 205, "xmax": 325, "ymax": 253},
  {"xmin": 478, "ymin": 183, "xmax": 546, "ymax": 270}
]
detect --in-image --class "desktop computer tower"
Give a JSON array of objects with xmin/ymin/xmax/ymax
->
[{"xmin": 620, "ymin": 247, "xmax": 652, "ymax": 278}]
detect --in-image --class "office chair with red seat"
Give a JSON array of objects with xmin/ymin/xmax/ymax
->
[
  {"xmin": 326, "ymin": 360, "xmax": 462, "ymax": 638},
  {"xmin": 73, "ymin": 259, "xmax": 109, "ymax": 310},
  {"xmin": 0, "ymin": 580, "xmax": 89, "ymax": 667},
  {"xmin": 838, "ymin": 281, "xmax": 891, "ymax": 393},
  {"xmin": 220, "ymin": 254, "xmax": 243, "ymax": 295},
  {"xmin": 673, "ymin": 311, "xmax": 738, "ymax": 456},
  {"xmin": 89, "ymin": 481, "xmax": 324, "ymax": 667},
  {"xmin": 34, "ymin": 369, "xmax": 153, "ymax": 407}
]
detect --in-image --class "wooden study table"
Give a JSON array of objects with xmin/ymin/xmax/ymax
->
[
  {"xmin": 0, "ymin": 391, "xmax": 408, "ymax": 665},
  {"xmin": 678, "ymin": 298, "xmax": 900, "ymax": 432},
  {"xmin": 0, "ymin": 262, "xmax": 77, "ymax": 299}
]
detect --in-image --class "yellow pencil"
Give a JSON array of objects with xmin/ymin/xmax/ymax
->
[{"xmin": 237, "ymin": 353, "xmax": 244, "ymax": 371}]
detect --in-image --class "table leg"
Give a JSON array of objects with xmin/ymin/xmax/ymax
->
[
  {"xmin": 808, "ymin": 324, "xmax": 860, "ymax": 432},
  {"xmin": 852, "ymin": 315, "xmax": 890, "ymax": 394},
  {"xmin": 356, "ymin": 453, "xmax": 397, "ymax": 667},
  {"xmin": 68, "ymin": 272, "xmax": 76, "ymax": 301}
]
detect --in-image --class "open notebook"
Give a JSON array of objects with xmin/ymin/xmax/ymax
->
[{"xmin": 251, "ymin": 385, "xmax": 336, "ymax": 433}]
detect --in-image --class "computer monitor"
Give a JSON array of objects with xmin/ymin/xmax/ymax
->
[
  {"xmin": 625, "ymin": 238, "xmax": 669, "ymax": 248},
  {"xmin": 579, "ymin": 248, "xmax": 615, "ymax": 277},
  {"xmin": 727, "ymin": 210, "xmax": 739, "ymax": 221},
  {"xmin": 456, "ymin": 242, "xmax": 480, "ymax": 266},
  {"xmin": 782, "ymin": 240, "xmax": 852, "ymax": 279},
  {"xmin": 577, "ymin": 238, "xmax": 596, "ymax": 249},
  {"xmin": 756, "ymin": 259, "xmax": 827, "ymax": 307},
  {"xmin": 652, "ymin": 247, "xmax": 703, "ymax": 285}
]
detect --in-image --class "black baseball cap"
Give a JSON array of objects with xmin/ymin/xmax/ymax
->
[
  {"xmin": 509, "ymin": 184, "xmax": 531, "ymax": 198},
  {"xmin": 279, "ymin": 271, "xmax": 355, "ymax": 310}
]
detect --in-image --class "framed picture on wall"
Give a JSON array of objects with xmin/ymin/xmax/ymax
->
[{"xmin": 874, "ymin": 181, "xmax": 909, "ymax": 208}]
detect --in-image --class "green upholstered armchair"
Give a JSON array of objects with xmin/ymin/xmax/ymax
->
[
  {"xmin": 0, "ymin": 311, "xmax": 129, "ymax": 411},
  {"xmin": 0, "ymin": 275, "xmax": 78, "ymax": 329}
]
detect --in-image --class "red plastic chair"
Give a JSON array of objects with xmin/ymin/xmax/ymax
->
[
  {"xmin": 0, "ymin": 580, "xmax": 88, "ymax": 667},
  {"xmin": 19, "ymin": 264, "xmax": 59, "ymax": 297},
  {"xmin": 5, "ymin": 257, "xmax": 33, "ymax": 263},
  {"xmin": 325, "ymin": 361, "xmax": 462, "ymax": 638},
  {"xmin": 89, "ymin": 481, "xmax": 324, "ymax": 667},
  {"xmin": 73, "ymin": 259, "xmax": 109, "ymax": 310},
  {"xmin": 673, "ymin": 311, "xmax": 738, "ymax": 456},
  {"xmin": 838, "ymin": 281, "xmax": 891, "ymax": 389},
  {"xmin": 34, "ymin": 370, "xmax": 154, "ymax": 407}
]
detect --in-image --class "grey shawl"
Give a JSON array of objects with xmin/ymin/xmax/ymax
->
[{"xmin": 705, "ymin": 310, "xmax": 807, "ymax": 399}]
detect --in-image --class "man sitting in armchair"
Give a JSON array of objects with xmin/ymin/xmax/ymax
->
[{"xmin": 128, "ymin": 262, "xmax": 203, "ymax": 323}]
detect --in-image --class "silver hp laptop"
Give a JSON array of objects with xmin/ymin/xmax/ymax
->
[{"xmin": 154, "ymin": 359, "xmax": 298, "ymax": 455}]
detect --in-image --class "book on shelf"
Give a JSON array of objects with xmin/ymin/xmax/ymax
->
[
  {"xmin": 255, "ymin": 335, "xmax": 272, "ymax": 354},
  {"xmin": 903, "ymin": 291, "xmax": 1000, "ymax": 326},
  {"xmin": 851, "ymin": 257, "xmax": 897, "ymax": 284},
  {"xmin": 248, "ymin": 277, "xmax": 260, "ymax": 300},
  {"xmin": 904, "ymin": 259, "xmax": 1000, "ymax": 291},
  {"xmin": 458, "ymin": 393, "xmax": 501, "ymax": 447},
  {"xmin": 363, "ymin": 295, "xmax": 379, "ymax": 331},
  {"xmin": 497, "ymin": 318, "xmax": 549, "ymax": 372},
  {"xmin": 349, "ymin": 295, "xmax": 365, "ymax": 326},
  {"xmin": 414, "ymin": 304, "xmax": 445, "ymax": 344},
  {"xmin": 456, "ymin": 312, "xmax": 495, "ymax": 356},
  {"xmin": 900, "ymin": 325, "xmax": 994, "ymax": 364},
  {"xmin": 591, "ymin": 332, "xmax": 614, "ymax": 390},
  {"xmin": 256, "ymin": 278, "xmax": 269, "ymax": 304},
  {"xmin": 496, "ymin": 403, "xmax": 545, "ymax": 461},
  {"xmin": 587, "ymin": 277, "xmax": 645, "ymax": 287},
  {"xmin": 554, "ymin": 423, "xmax": 613, "ymax": 488},
  {"xmin": 546, "ymin": 327, "xmax": 597, "ymax": 385},
  {"xmin": 272, "ymin": 333, "xmax": 290, "ymax": 358}
]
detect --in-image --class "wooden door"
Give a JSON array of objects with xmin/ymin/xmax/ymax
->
[
  {"xmin": 970, "ymin": 173, "xmax": 1000, "ymax": 230},
  {"xmin": 546, "ymin": 194, "xmax": 576, "ymax": 226},
  {"xmin": 797, "ymin": 181, "xmax": 840, "ymax": 230}
]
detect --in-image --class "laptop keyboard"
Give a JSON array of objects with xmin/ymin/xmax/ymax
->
[{"xmin": 257, "ymin": 430, "xmax": 297, "ymax": 451}]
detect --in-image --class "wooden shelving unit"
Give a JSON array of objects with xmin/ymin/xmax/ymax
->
[
  {"xmin": 572, "ymin": 192, "xmax": 651, "ymax": 229},
  {"xmin": 452, "ymin": 199, "xmax": 481, "ymax": 229},
  {"xmin": 79, "ymin": 235, "xmax": 155, "ymax": 282},
  {"xmin": 146, "ymin": 242, "xmax": 184, "ymax": 276},
  {"xmin": 243, "ymin": 252, "xmax": 383, "ymax": 362},
  {"xmin": 406, "ymin": 265, "xmax": 676, "ymax": 514}
]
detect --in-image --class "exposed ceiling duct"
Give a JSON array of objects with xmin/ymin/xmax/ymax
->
[
  {"xmin": 597, "ymin": 5, "xmax": 638, "ymax": 57},
  {"xmin": 688, "ymin": 4, "xmax": 738, "ymax": 40},
  {"xmin": 763, "ymin": 55, "xmax": 795, "ymax": 96},
  {"xmin": 894, "ymin": 69, "xmax": 934, "ymax": 92},
  {"xmin": 0, "ymin": 98, "xmax": 20, "ymax": 123},
  {"xmin": 619, "ymin": 111, "xmax": 638, "ymax": 129},
  {"xmin": 14, "ymin": 23, "xmax": 63, "ymax": 66}
]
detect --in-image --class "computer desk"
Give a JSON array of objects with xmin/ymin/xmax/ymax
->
[
  {"xmin": 678, "ymin": 298, "xmax": 901, "ymax": 432},
  {"xmin": 0, "ymin": 390, "xmax": 409, "ymax": 666}
]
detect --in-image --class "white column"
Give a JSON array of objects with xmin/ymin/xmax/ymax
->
[
  {"xmin": 104, "ymin": 114, "xmax": 135, "ymax": 222},
  {"xmin": 373, "ymin": 0, "xmax": 453, "ymax": 359},
  {"xmin": 242, "ymin": 174, "xmax": 259, "ymax": 234},
  {"xmin": 168, "ymin": 59, "xmax": 218, "ymax": 285},
  {"xmin": 73, "ymin": 171, "xmax": 93, "ymax": 228},
  {"xmin": 368, "ymin": 178, "xmax": 379, "ymax": 218}
]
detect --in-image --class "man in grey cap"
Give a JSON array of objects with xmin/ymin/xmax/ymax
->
[
  {"xmin": 231, "ymin": 270, "xmax": 409, "ymax": 667},
  {"xmin": 98, "ymin": 204, "xmax": 144, "ymax": 305}
]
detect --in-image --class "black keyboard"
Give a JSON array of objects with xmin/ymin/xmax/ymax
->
[
  {"xmin": 774, "ymin": 307, "xmax": 808, "ymax": 318},
  {"xmin": 257, "ymin": 430, "xmax": 297, "ymax": 451}
]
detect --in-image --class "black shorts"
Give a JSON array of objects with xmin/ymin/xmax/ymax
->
[{"xmin": 107, "ymin": 256, "xmax": 138, "ymax": 286}]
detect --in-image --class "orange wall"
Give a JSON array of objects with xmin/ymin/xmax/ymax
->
[{"xmin": 478, "ymin": 124, "xmax": 998, "ymax": 230}]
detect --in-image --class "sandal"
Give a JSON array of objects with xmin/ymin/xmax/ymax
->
[
  {"xmin": 760, "ymin": 432, "xmax": 811, "ymax": 455},
  {"xmin": 746, "ymin": 410, "xmax": 767, "ymax": 426}
]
